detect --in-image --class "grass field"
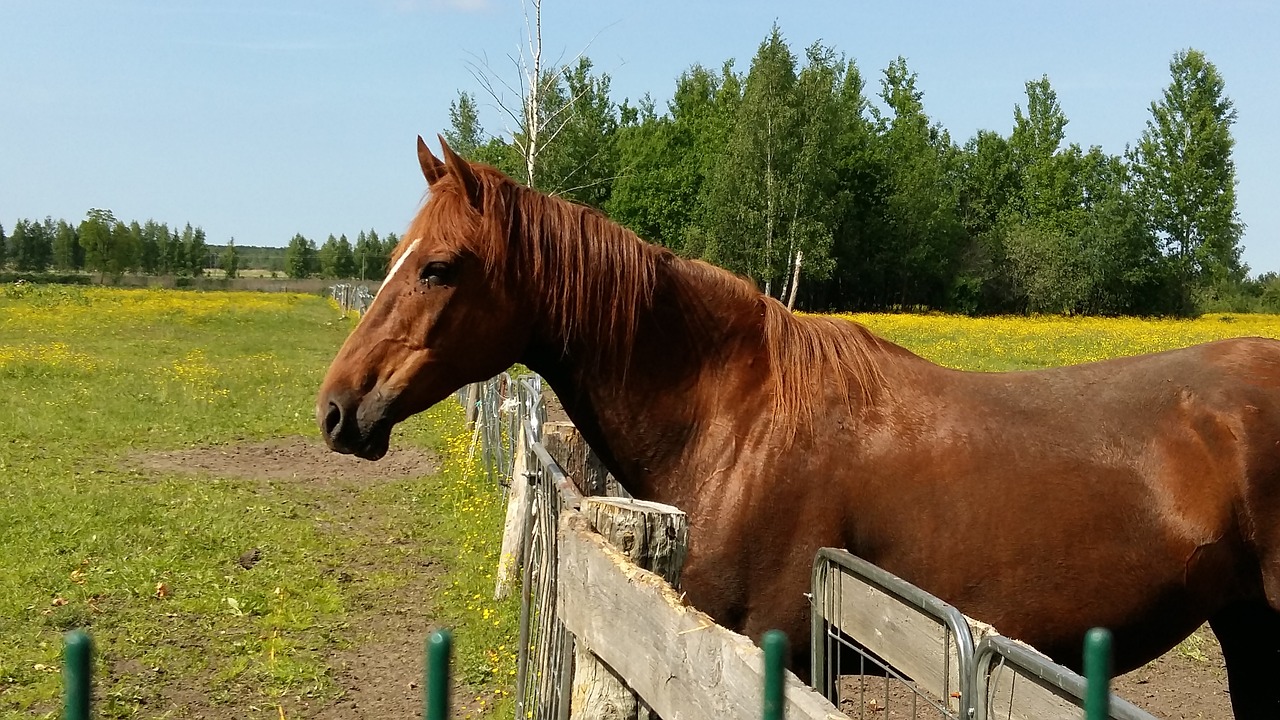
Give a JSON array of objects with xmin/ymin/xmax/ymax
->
[
  {"xmin": 2, "ymin": 285, "xmax": 1279, "ymax": 718},
  {"xmin": 0, "ymin": 285, "xmax": 516, "ymax": 719}
]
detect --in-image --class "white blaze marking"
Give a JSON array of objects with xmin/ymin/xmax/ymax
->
[{"xmin": 368, "ymin": 238, "xmax": 422, "ymax": 314}]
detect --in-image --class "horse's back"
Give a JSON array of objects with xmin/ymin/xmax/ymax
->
[{"xmin": 805, "ymin": 334, "xmax": 1280, "ymax": 671}]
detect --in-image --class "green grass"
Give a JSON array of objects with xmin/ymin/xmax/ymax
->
[{"xmin": 0, "ymin": 285, "xmax": 516, "ymax": 718}]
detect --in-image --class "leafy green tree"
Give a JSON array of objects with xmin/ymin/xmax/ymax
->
[
  {"xmin": 138, "ymin": 220, "xmax": 163, "ymax": 274},
  {"xmin": 1009, "ymin": 76, "xmax": 1077, "ymax": 227},
  {"xmin": 183, "ymin": 225, "xmax": 209, "ymax": 276},
  {"xmin": 608, "ymin": 62, "xmax": 740, "ymax": 252},
  {"xmin": 333, "ymin": 234, "xmax": 356, "ymax": 278},
  {"xmin": 701, "ymin": 25, "xmax": 801, "ymax": 296},
  {"xmin": 380, "ymin": 233, "xmax": 399, "ymax": 267},
  {"xmin": 871, "ymin": 56, "xmax": 965, "ymax": 308},
  {"xmin": 1130, "ymin": 48, "xmax": 1243, "ymax": 292},
  {"xmin": 318, "ymin": 234, "xmax": 340, "ymax": 278},
  {"xmin": 159, "ymin": 226, "xmax": 183, "ymax": 275},
  {"xmin": 112, "ymin": 221, "xmax": 141, "ymax": 274},
  {"xmin": 445, "ymin": 92, "xmax": 485, "ymax": 158},
  {"xmin": 6, "ymin": 221, "xmax": 26, "ymax": 271},
  {"xmin": 52, "ymin": 220, "xmax": 80, "ymax": 270},
  {"xmin": 220, "ymin": 238, "xmax": 240, "ymax": 279},
  {"xmin": 285, "ymin": 233, "xmax": 315, "ymax": 279},
  {"xmin": 0, "ymin": 223, "xmax": 6, "ymax": 268},
  {"xmin": 776, "ymin": 42, "xmax": 845, "ymax": 308},
  {"xmin": 353, "ymin": 229, "xmax": 385, "ymax": 280},
  {"xmin": 539, "ymin": 57, "xmax": 620, "ymax": 209},
  {"xmin": 12, "ymin": 218, "xmax": 53, "ymax": 271},
  {"xmin": 79, "ymin": 209, "xmax": 119, "ymax": 279}
]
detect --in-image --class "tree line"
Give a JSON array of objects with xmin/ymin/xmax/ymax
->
[
  {"xmin": 281, "ymin": 230, "xmax": 402, "ymax": 280},
  {"xmin": 0, "ymin": 212, "xmax": 402, "ymax": 281},
  {"xmin": 449, "ymin": 26, "xmax": 1276, "ymax": 315}
]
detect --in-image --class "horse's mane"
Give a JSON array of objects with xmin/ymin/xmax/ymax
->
[{"xmin": 394, "ymin": 164, "xmax": 886, "ymax": 421}]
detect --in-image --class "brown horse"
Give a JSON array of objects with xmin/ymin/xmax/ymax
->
[{"xmin": 317, "ymin": 136, "xmax": 1280, "ymax": 718}]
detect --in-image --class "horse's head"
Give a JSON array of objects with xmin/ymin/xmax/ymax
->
[{"xmin": 316, "ymin": 136, "xmax": 529, "ymax": 459}]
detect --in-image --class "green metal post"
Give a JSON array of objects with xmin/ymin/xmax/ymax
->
[
  {"xmin": 1083, "ymin": 627, "xmax": 1112, "ymax": 720},
  {"xmin": 424, "ymin": 629, "xmax": 452, "ymax": 720},
  {"xmin": 63, "ymin": 630, "xmax": 92, "ymax": 720},
  {"xmin": 762, "ymin": 629, "xmax": 788, "ymax": 720}
]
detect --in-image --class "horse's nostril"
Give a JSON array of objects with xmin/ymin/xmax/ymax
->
[{"xmin": 324, "ymin": 401, "xmax": 343, "ymax": 438}]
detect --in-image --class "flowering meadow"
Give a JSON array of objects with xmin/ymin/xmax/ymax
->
[
  {"xmin": 832, "ymin": 311, "xmax": 1280, "ymax": 371},
  {"xmin": 0, "ymin": 285, "xmax": 514, "ymax": 719}
]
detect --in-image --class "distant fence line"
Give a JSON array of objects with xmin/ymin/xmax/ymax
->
[{"xmin": 328, "ymin": 283, "xmax": 375, "ymax": 316}]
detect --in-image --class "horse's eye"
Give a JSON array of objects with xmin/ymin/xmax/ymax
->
[{"xmin": 420, "ymin": 262, "xmax": 451, "ymax": 288}]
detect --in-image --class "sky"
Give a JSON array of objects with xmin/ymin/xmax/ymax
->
[{"xmin": 3, "ymin": 1, "xmax": 1278, "ymax": 273}]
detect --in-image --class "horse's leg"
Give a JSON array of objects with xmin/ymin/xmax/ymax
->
[{"xmin": 1209, "ymin": 602, "xmax": 1280, "ymax": 718}]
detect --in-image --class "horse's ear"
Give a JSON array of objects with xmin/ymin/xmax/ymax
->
[
  {"xmin": 417, "ymin": 135, "xmax": 446, "ymax": 186},
  {"xmin": 437, "ymin": 134, "xmax": 482, "ymax": 210}
]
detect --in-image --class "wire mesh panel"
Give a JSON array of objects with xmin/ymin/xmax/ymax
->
[
  {"xmin": 515, "ymin": 421, "xmax": 582, "ymax": 720},
  {"xmin": 811, "ymin": 549, "xmax": 976, "ymax": 720},
  {"xmin": 974, "ymin": 635, "xmax": 1157, "ymax": 720}
]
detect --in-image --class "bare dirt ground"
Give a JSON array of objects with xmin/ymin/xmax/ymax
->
[
  {"xmin": 126, "ymin": 437, "xmax": 488, "ymax": 719},
  {"xmin": 1114, "ymin": 629, "xmax": 1230, "ymax": 719}
]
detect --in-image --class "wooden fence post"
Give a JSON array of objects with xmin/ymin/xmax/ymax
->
[
  {"xmin": 570, "ymin": 496, "xmax": 688, "ymax": 720},
  {"xmin": 542, "ymin": 421, "xmax": 613, "ymax": 496},
  {"xmin": 494, "ymin": 431, "xmax": 531, "ymax": 600},
  {"xmin": 463, "ymin": 382, "xmax": 480, "ymax": 426}
]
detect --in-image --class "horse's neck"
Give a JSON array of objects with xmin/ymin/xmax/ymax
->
[{"xmin": 521, "ymin": 262, "xmax": 767, "ymax": 504}]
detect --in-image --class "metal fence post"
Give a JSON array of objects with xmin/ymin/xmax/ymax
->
[
  {"xmin": 425, "ymin": 629, "xmax": 452, "ymax": 720},
  {"xmin": 762, "ymin": 630, "xmax": 787, "ymax": 720},
  {"xmin": 63, "ymin": 630, "xmax": 92, "ymax": 720},
  {"xmin": 1083, "ymin": 627, "xmax": 1112, "ymax": 720}
]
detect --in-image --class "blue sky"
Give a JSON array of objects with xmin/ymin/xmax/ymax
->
[{"xmin": 3, "ymin": 1, "xmax": 1278, "ymax": 274}]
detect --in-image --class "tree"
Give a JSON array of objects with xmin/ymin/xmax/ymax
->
[
  {"xmin": 871, "ymin": 56, "xmax": 964, "ymax": 308},
  {"xmin": 354, "ymin": 229, "xmax": 387, "ymax": 280},
  {"xmin": 112, "ymin": 221, "xmax": 141, "ymax": 274},
  {"xmin": 220, "ymin": 238, "xmax": 240, "ymax": 279},
  {"xmin": 11, "ymin": 218, "xmax": 53, "ymax": 271},
  {"xmin": 700, "ymin": 24, "xmax": 800, "ymax": 296},
  {"xmin": 184, "ymin": 225, "xmax": 209, "ymax": 276},
  {"xmin": 6, "ymin": 221, "xmax": 26, "ymax": 271},
  {"xmin": 285, "ymin": 233, "xmax": 315, "ymax": 279},
  {"xmin": 52, "ymin": 220, "xmax": 80, "ymax": 271},
  {"xmin": 79, "ymin": 209, "xmax": 119, "ymax": 279},
  {"xmin": 538, "ymin": 57, "xmax": 620, "ymax": 208},
  {"xmin": 0, "ymin": 223, "xmax": 6, "ymax": 268},
  {"xmin": 318, "ymin": 234, "xmax": 340, "ymax": 278},
  {"xmin": 139, "ymin": 220, "xmax": 163, "ymax": 274},
  {"xmin": 1009, "ymin": 76, "xmax": 1076, "ymax": 227},
  {"xmin": 608, "ymin": 62, "xmax": 740, "ymax": 253},
  {"xmin": 1130, "ymin": 48, "xmax": 1243, "ymax": 291},
  {"xmin": 445, "ymin": 92, "xmax": 485, "ymax": 158},
  {"xmin": 159, "ymin": 226, "xmax": 183, "ymax": 275},
  {"xmin": 333, "ymin": 234, "xmax": 356, "ymax": 278},
  {"xmin": 776, "ymin": 42, "xmax": 844, "ymax": 308},
  {"xmin": 466, "ymin": 0, "xmax": 607, "ymax": 189}
]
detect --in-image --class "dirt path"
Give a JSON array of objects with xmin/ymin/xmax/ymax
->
[{"xmin": 128, "ymin": 437, "xmax": 483, "ymax": 719}]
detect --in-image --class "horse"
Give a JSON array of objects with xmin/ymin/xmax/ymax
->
[{"xmin": 317, "ymin": 136, "xmax": 1280, "ymax": 718}]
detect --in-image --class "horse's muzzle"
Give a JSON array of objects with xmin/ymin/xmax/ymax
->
[{"xmin": 317, "ymin": 390, "xmax": 391, "ymax": 460}]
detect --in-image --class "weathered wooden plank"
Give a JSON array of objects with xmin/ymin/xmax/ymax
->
[
  {"xmin": 494, "ymin": 435, "xmax": 530, "ymax": 600},
  {"xmin": 582, "ymin": 497, "xmax": 688, "ymax": 589},
  {"xmin": 982, "ymin": 664, "xmax": 1083, "ymax": 720},
  {"xmin": 568, "ymin": 496, "xmax": 688, "ymax": 719},
  {"xmin": 544, "ymin": 421, "xmax": 612, "ymax": 496},
  {"xmin": 558, "ymin": 513, "xmax": 846, "ymax": 720}
]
